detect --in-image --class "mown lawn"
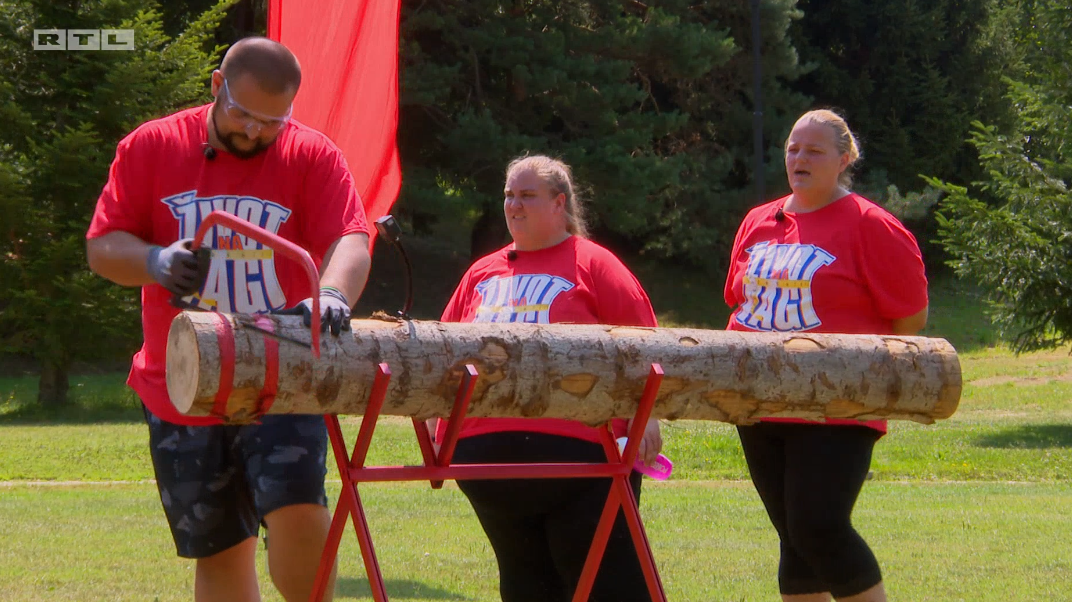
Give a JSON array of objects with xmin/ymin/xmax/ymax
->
[
  {"xmin": 1, "ymin": 481, "xmax": 1069, "ymax": 602},
  {"xmin": 1, "ymin": 276, "xmax": 1069, "ymax": 600}
]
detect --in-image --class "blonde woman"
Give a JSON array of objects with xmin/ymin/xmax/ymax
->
[
  {"xmin": 434, "ymin": 155, "xmax": 662, "ymax": 602},
  {"xmin": 724, "ymin": 110, "xmax": 928, "ymax": 602}
]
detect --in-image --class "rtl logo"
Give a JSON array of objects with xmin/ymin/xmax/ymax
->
[{"xmin": 33, "ymin": 29, "xmax": 135, "ymax": 51}]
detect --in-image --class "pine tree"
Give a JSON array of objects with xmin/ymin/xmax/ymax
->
[
  {"xmin": 930, "ymin": 0, "xmax": 1072, "ymax": 351},
  {"xmin": 0, "ymin": 0, "xmax": 236, "ymax": 406},
  {"xmin": 789, "ymin": 0, "xmax": 1009, "ymax": 191},
  {"xmin": 396, "ymin": 0, "xmax": 807, "ymax": 268},
  {"xmin": 784, "ymin": 0, "xmax": 1017, "ymax": 271}
]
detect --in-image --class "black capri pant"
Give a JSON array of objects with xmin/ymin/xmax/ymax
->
[
  {"xmin": 737, "ymin": 421, "xmax": 883, "ymax": 597},
  {"xmin": 453, "ymin": 431, "xmax": 651, "ymax": 602}
]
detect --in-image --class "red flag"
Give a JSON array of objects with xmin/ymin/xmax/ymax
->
[{"xmin": 268, "ymin": 0, "xmax": 402, "ymax": 249}]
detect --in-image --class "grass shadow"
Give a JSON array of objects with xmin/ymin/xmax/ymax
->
[
  {"xmin": 335, "ymin": 577, "xmax": 470, "ymax": 600},
  {"xmin": 0, "ymin": 400, "xmax": 144, "ymax": 425},
  {"xmin": 974, "ymin": 424, "xmax": 1072, "ymax": 449},
  {"xmin": 629, "ymin": 256, "xmax": 731, "ymax": 330},
  {"xmin": 1, "ymin": 373, "xmax": 144, "ymax": 425},
  {"xmin": 921, "ymin": 276, "xmax": 1005, "ymax": 353}
]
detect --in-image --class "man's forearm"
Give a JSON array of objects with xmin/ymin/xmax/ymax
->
[
  {"xmin": 86, "ymin": 231, "xmax": 156, "ymax": 287},
  {"xmin": 319, "ymin": 233, "xmax": 372, "ymax": 306}
]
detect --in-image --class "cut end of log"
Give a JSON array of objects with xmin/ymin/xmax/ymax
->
[
  {"xmin": 932, "ymin": 338, "xmax": 963, "ymax": 419},
  {"xmin": 166, "ymin": 313, "xmax": 200, "ymax": 415}
]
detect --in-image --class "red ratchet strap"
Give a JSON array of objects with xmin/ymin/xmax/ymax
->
[
  {"xmin": 210, "ymin": 313, "xmax": 235, "ymax": 420},
  {"xmin": 253, "ymin": 315, "xmax": 280, "ymax": 421},
  {"xmin": 209, "ymin": 314, "xmax": 281, "ymax": 423}
]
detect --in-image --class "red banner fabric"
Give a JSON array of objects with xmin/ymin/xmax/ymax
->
[{"xmin": 268, "ymin": 0, "xmax": 402, "ymax": 248}]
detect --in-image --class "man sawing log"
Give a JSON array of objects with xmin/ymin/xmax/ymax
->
[{"xmin": 166, "ymin": 314, "xmax": 961, "ymax": 425}]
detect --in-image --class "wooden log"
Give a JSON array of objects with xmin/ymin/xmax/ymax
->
[{"xmin": 166, "ymin": 312, "xmax": 962, "ymax": 425}]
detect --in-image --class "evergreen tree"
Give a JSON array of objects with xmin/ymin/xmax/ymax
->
[
  {"xmin": 396, "ymin": 0, "xmax": 807, "ymax": 268},
  {"xmin": 789, "ymin": 0, "xmax": 1010, "ymax": 191},
  {"xmin": 159, "ymin": 0, "xmax": 265, "ymax": 41},
  {"xmin": 0, "ymin": 0, "xmax": 235, "ymax": 406},
  {"xmin": 930, "ymin": 0, "xmax": 1072, "ymax": 351}
]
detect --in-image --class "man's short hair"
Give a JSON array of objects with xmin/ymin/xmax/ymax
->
[{"xmin": 220, "ymin": 37, "xmax": 301, "ymax": 95}]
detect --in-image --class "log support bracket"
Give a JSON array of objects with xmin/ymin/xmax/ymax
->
[{"xmin": 309, "ymin": 362, "xmax": 670, "ymax": 602}]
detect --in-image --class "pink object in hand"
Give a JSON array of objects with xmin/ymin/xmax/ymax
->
[{"xmin": 616, "ymin": 437, "xmax": 673, "ymax": 480}]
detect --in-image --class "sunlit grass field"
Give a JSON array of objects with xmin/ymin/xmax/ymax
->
[{"xmin": 1, "ymin": 276, "xmax": 1069, "ymax": 600}]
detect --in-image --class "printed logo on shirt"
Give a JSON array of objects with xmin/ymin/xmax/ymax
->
[
  {"xmin": 163, "ymin": 190, "xmax": 292, "ymax": 314},
  {"xmin": 733, "ymin": 241, "xmax": 836, "ymax": 332},
  {"xmin": 473, "ymin": 274, "xmax": 574, "ymax": 323}
]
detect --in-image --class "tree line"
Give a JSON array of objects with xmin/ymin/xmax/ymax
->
[{"xmin": 0, "ymin": 0, "xmax": 1066, "ymax": 406}]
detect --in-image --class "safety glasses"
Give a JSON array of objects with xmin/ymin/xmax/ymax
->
[{"xmin": 219, "ymin": 78, "xmax": 293, "ymax": 135}]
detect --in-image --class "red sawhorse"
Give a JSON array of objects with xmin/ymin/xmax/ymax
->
[
  {"xmin": 183, "ymin": 212, "xmax": 667, "ymax": 602},
  {"xmin": 309, "ymin": 362, "xmax": 669, "ymax": 602}
]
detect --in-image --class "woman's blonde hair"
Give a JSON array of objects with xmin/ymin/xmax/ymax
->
[
  {"xmin": 505, "ymin": 154, "xmax": 589, "ymax": 238},
  {"xmin": 790, "ymin": 109, "xmax": 862, "ymax": 188}
]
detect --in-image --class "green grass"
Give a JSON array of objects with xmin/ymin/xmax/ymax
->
[
  {"xmin": 0, "ymin": 345, "xmax": 1069, "ymax": 601},
  {"xmin": 0, "ymin": 482, "xmax": 1068, "ymax": 601},
  {"xmin": 630, "ymin": 257, "xmax": 733, "ymax": 330},
  {"xmin": 0, "ymin": 372, "xmax": 142, "ymax": 424},
  {"xmin": 2, "ymin": 276, "xmax": 1071, "ymax": 600},
  {"xmin": 919, "ymin": 275, "xmax": 1000, "ymax": 353}
]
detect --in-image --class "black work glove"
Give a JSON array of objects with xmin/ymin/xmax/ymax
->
[
  {"xmin": 147, "ymin": 239, "xmax": 202, "ymax": 297},
  {"xmin": 276, "ymin": 287, "xmax": 352, "ymax": 336}
]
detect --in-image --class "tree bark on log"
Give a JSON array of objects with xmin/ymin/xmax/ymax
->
[{"xmin": 166, "ymin": 313, "xmax": 962, "ymax": 425}]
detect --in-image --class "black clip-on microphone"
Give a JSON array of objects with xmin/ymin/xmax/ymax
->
[{"xmin": 374, "ymin": 215, "xmax": 414, "ymax": 320}]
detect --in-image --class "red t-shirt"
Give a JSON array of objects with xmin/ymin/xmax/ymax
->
[
  {"xmin": 723, "ymin": 193, "xmax": 928, "ymax": 433},
  {"xmin": 87, "ymin": 105, "xmax": 369, "ymax": 425},
  {"xmin": 438, "ymin": 236, "xmax": 658, "ymax": 443}
]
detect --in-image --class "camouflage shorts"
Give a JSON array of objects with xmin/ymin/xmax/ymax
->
[{"xmin": 143, "ymin": 406, "xmax": 329, "ymax": 558}]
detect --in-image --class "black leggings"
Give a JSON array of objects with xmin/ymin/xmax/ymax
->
[
  {"xmin": 453, "ymin": 431, "xmax": 651, "ymax": 602},
  {"xmin": 737, "ymin": 422, "xmax": 883, "ymax": 597}
]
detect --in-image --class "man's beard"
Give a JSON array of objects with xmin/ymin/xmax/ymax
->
[{"xmin": 211, "ymin": 102, "xmax": 272, "ymax": 159}]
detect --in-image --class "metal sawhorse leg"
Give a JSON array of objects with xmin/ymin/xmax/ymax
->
[{"xmin": 309, "ymin": 363, "xmax": 668, "ymax": 602}]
